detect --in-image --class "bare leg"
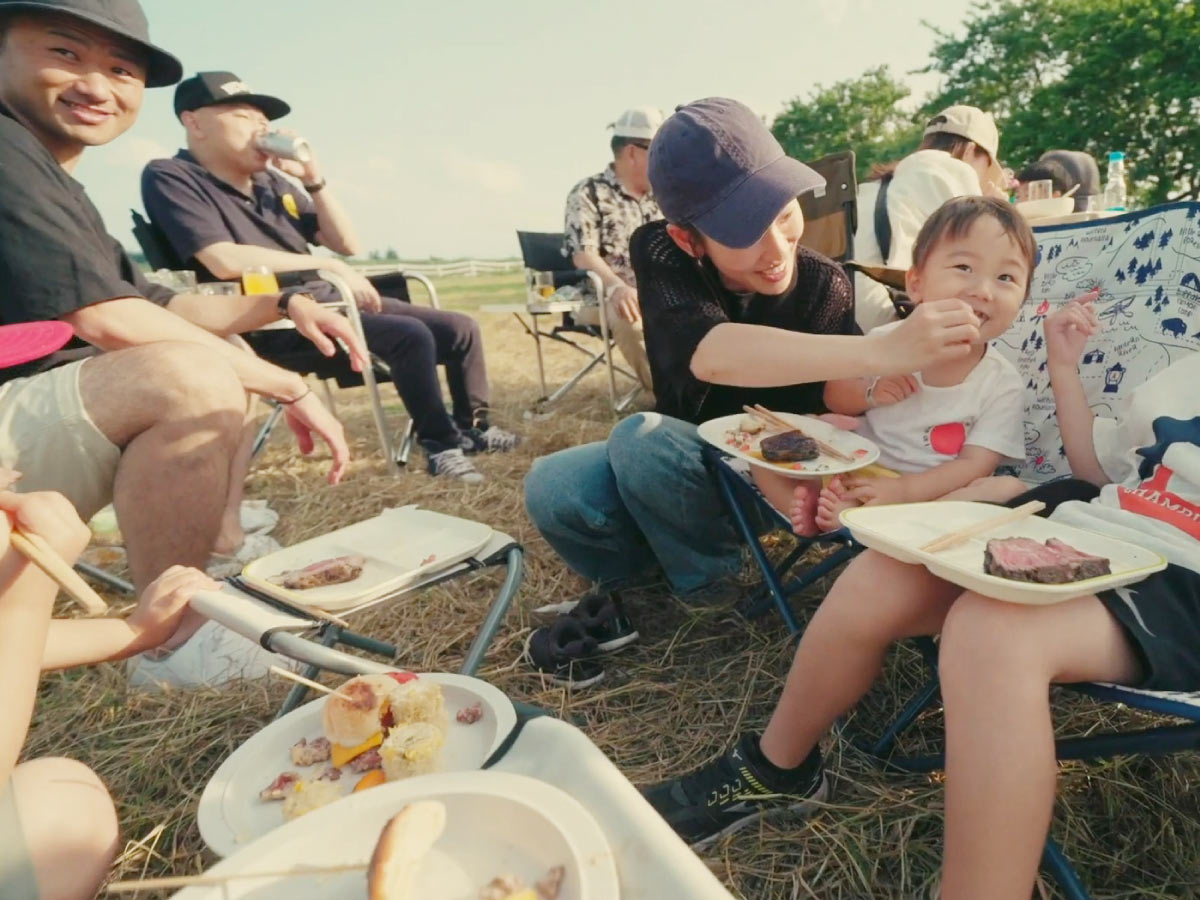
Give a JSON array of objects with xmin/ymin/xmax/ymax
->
[
  {"xmin": 938, "ymin": 592, "xmax": 1142, "ymax": 900},
  {"xmin": 11, "ymin": 757, "xmax": 119, "ymax": 900},
  {"xmin": 214, "ymin": 397, "xmax": 261, "ymax": 556},
  {"xmin": 941, "ymin": 475, "xmax": 1028, "ymax": 503},
  {"xmin": 759, "ymin": 550, "xmax": 963, "ymax": 767},
  {"xmin": 79, "ymin": 343, "xmax": 245, "ymax": 594}
]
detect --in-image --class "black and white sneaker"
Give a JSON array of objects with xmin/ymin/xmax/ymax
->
[
  {"xmin": 462, "ymin": 425, "xmax": 520, "ymax": 454},
  {"xmin": 569, "ymin": 591, "xmax": 639, "ymax": 652},
  {"xmin": 427, "ymin": 447, "xmax": 484, "ymax": 483},
  {"xmin": 642, "ymin": 733, "xmax": 828, "ymax": 847},
  {"xmin": 523, "ymin": 617, "xmax": 606, "ymax": 688}
]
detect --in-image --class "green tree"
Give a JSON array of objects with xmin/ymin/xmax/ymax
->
[
  {"xmin": 384, "ymin": 247, "xmax": 400, "ymax": 261},
  {"xmin": 924, "ymin": 0, "xmax": 1200, "ymax": 204},
  {"xmin": 772, "ymin": 66, "xmax": 925, "ymax": 184}
]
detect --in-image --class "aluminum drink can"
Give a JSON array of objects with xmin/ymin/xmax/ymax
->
[{"xmin": 255, "ymin": 132, "xmax": 313, "ymax": 163}]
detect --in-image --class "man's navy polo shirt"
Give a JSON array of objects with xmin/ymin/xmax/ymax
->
[
  {"xmin": 0, "ymin": 102, "xmax": 174, "ymax": 384},
  {"xmin": 141, "ymin": 150, "xmax": 322, "ymax": 284}
]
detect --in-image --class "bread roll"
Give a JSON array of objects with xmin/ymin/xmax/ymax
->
[
  {"xmin": 322, "ymin": 675, "xmax": 393, "ymax": 746},
  {"xmin": 367, "ymin": 800, "xmax": 446, "ymax": 900}
]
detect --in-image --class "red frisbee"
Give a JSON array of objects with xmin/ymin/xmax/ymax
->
[{"xmin": 0, "ymin": 321, "xmax": 74, "ymax": 369}]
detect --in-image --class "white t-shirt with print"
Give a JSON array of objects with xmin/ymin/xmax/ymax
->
[
  {"xmin": 853, "ymin": 150, "xmax": 983, "ymax": 334},
  {"xmin": 854, "ymin": 322, "xmax": 1026, "ymax": 474},
  {"xmin": 1052, "ymin": 354, "xmax": 1200, "ymax": 574}
]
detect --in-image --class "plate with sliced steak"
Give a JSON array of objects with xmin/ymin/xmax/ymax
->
[
  {"xmin": 698, "ymin": 412, "xmax": 880, "ymax": 478},
  {"xmin": 841, "ymin": 501, "xmax": 1166, "ymax": 604}
]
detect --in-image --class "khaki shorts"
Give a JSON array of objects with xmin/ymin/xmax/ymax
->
[
  {"xmin": 0, "ymin": 778, "xmax": 38, "ymax": 899},
  {"xmin": 0, "ymin": 361, "xmax": 120, "ymax": 521}
]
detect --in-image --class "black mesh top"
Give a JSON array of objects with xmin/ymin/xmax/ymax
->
[{"xmin": 631, "ymin": 221, "xmax": 857, "ymax": 424}]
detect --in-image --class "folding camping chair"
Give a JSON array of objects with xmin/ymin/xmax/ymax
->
[
  {"xmin": 502, "ymin": 230, "xmax": 641, "ymax": 414},
  {"xmin": 132, "ymin": 211, "xmax": 423, "ymax": 470},
  {"xmin": 797, "ymin": 150, "xmax": 858, "ymax": 262},
  {"xmin": 184, "ymin": 505, "xmax": 524, "ymax": 717}
]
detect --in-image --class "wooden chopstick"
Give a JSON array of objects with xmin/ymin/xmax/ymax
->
[
  {"xmin": 745, "ymin": 405, "xmax": 856, "ymax": 463},
  {"xmin": 106, "ymin": 862, "xmax": 368, "ymax": 892},
  {"xmin": 919, "ymin": 501, "xmax": 1046, "ymax": 553},
  {"xmin": 269, "ymin": 664, "xmax": 357, "ymax": 702},
  {"xmin": 10, "ymin": 528, "xmax": 108, "ymax": 615}
]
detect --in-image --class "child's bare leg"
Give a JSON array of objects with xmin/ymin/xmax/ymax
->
[
  {"xmin": 938, "ymin": 592, "xmax": 1142, "ymax": 900},
  {"xmin": 11, "ymin": 757, "xmax": 119, "ymax": 900},
  {"xmin": 814, "ymin": 475, "xmax": 857, "ymax": 533},
  {"xmin": 942, "ymin": 475, "xmax": 1028, "ymax": 504},
  {"xmin": 751, "ymin": 468, "xmax": 821, "ymax": 537},
  {"xmin": 758, "ymin": 550, "xmax": 963, "ymax": 768}
]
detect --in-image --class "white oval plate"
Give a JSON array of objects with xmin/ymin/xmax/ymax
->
[
  {"xmin": 841, "ymin": 501, "xmax": 1167, "ymax": 604},
  {"xmin": 698, "ymin": 412, "xmax": 880, "ymax": 479},
  {"xmin": 197, "ymin": 673, "xmax": 516, "ymax": 858},
  {"xmin": 177, "ymin": 771, "xmax": 620, "ymax": 900}
]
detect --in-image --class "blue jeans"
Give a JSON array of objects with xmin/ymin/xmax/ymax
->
[{"xmin": 524, "ymin": 412, "xmax": 744, "ymax": 596}]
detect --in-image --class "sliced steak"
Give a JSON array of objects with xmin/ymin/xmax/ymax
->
[
  {"xmin": 1045, "ymin": 539, "xmax": 1112, "ymax": 579},
  {"xmin": 759, "ymin": 430, "xmax": 819, "ymax": 463},
  {"xmin": 289, "ymin": 736, "xmax": 332, "ymax": 766},
  {"xmin": 269, "ymin": 555, "xmax": 367, "ymax": 590},
  {"xmin": 984, "ymin": 537, "xmax": 1076, "ymax": 583}
]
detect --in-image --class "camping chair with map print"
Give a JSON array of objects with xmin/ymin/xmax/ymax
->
[{"xmin": 860, "ymin": 201, "xmax": 1200, "ymax": 900}]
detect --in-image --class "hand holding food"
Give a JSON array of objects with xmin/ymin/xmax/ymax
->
[{"xmin": 882, "ymin": 298, "xmax": 980, "ymax": 372}]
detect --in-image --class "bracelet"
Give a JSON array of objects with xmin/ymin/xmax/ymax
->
[
  {"xmin": 281, "ymin": 386, "xmax": 311, "ymax": 405},
  {"xmin": 303, "ymin": 178, "xmax": 327, "ymax": 193},
  {"xmin": 864, "ymin": 376, "xmax": 880, "ymax": 409}
]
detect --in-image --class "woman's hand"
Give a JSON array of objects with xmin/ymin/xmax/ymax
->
[
  {"xmin": 874, "ymin": 299, "xmax": 980, "ymax": 374},
  {"xmin": 1044, "ymin": 288, "xmax": 1101, "ymax": 370},
  {"xmin": 126, "ymin": 566, "xmax": 222, "ymax": 652}
]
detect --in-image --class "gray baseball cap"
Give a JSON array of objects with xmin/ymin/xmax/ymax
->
[
  {"xmin": 0, "ymin": 0, "xmax": 182, "ymax": 87},
  {"xmin": 648, "ymin": 97, "xmax": 824, "ymax": 249}
]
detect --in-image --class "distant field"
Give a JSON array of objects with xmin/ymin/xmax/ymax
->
[{"xmin": 405, "ymin": 270, "xmax": 525, "ymax": 312}]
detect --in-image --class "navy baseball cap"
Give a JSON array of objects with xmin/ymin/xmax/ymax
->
[
  {"xmin": 0, "ymin": 0, "xmax": 182, "ymax": 87},
  {"xmin": 649, "ymin": 97, "xmax": 824, "ymax": 249},
  {"xmin": 174, "ymin": 71, "xmax": 290, "ymax": 120}
]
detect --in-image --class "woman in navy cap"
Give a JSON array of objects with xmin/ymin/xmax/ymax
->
[{"xmin": 522, "ymin": 98, "xmax": 986, "ymax": 687}]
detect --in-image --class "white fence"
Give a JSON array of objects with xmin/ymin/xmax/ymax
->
[{"xmin": 353, "ymin": 259, "xmax": 521, "ymax": 279}]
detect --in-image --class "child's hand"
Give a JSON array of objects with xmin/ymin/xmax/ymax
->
[
  {"xmin": 868, "ymin": 375, "xmax": 919, "ymax": 409},
  {"xmin": 0, "ymin": 486, "xmax": 91, "ymax": 565},
  {"xmin": 127, "ymin": 566, "xmax": 222, "ymax": 652},
  {"xmin": 841, "ymin": 475, "xmax": 907, "ymax": 507},
  {"xmin": 1044, "ymin": 289, "xmax": 1101, "ymax": 369}
]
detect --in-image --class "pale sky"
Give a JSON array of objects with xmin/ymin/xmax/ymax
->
[{"xmin": 74, "ymin": 0, "xmax": 978, "ymax": 260}]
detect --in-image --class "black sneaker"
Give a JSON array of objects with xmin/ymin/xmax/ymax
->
[
  {"xmin": 461, "ymin": 425, "xmax": 520, "ymax": 454},
  {"xmin": 643, "ymin": 733, "xmax": 828, "ymax": 847},
  {"xmin": 569, "ymin": 592, "xmax": 639, "ymax": 652},
  {"xmin": 523, "ymin": 617, "xmax": 605, "ymax": 688}
]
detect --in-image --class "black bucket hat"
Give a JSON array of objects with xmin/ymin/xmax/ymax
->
[
  {"xmin": 173, "ymin": 70, "xmax": 290, "ymax": 121},
  {"xmin": 0, "ymin": 0, "xmax": 182, "ymax": 87}
]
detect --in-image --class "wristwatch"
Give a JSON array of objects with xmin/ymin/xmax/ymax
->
[
  {"xmin": 277, "ymin": 292, "xmax": 294, "ymax": 320},
  {"xmin": 303, "ymin": 178, "xmax": 327, "ymax": 193}
]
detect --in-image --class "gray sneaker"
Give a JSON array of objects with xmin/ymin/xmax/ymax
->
[{"xmin": 427, "ymin": 448, "xmax": 484, "ymax": 483}]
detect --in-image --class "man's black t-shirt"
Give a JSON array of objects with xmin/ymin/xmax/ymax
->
[
  {"xmin": 0, "ymin": 103, "xmax": 173, "ymax": 384},
  {"xmin": 631, "ymin": 221, "xmax": 858, "ymax": 424},
  {"xmin": 141, "ymin": 151, "xmax": 334, "ymax": 297}
]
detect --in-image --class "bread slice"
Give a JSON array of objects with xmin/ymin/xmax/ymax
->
[{"xmin": 367, "ymin": 800, "xmax": 446, "ymax": 900}]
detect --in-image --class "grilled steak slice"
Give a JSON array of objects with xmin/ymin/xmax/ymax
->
[
  {"xmin": 984, "ymin": 537, "xmax": 1076, "ymax": 583},
  {"xmin": 759, "ymin": 430, "xmax": 819, "ymax": 462},
  {"xmin": 1045, "ymin": 539, "xmax": 1111, "ymax": 579},
  {"xmin": 290, "ymin": 736, "xmax": 332, "ymax": 766},
  {"xmin": 269, "ymin": 554, "xmax": 367, "ymax": 590}
]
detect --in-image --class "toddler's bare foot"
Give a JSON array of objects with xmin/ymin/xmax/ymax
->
[
  {"xmin": 815, "ymin": 477, "xmax": 856, "ymax": 532},
  {"xmin": 788, "ymin": 478, "xmax": 822, "ymax": 537}
]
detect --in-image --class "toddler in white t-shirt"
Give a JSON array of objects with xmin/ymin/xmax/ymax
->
[{"xmin": 751, "ymin": 196, "xmax": 1040, "ymax": 535}]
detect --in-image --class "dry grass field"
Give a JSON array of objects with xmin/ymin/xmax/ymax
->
[{"xmin": 26, "ymin": 283, "xmax": 1200, "ymax": 899}]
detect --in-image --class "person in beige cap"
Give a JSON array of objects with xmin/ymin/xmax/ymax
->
[
  {"xmin": 563, "ymin": 107, "xmax": 664, "ymax": 393},
  {"xmin": 852, "ymin": 104, "xmax": 1008, "ymax": 333}
]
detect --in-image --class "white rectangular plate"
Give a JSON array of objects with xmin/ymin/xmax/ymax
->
[
  {"xmin": 841, "ymin": 501, "xmax": 1167, "ymax": 605},
  {"xmin": 240, "ymin": 507, "xmax": 492, "ymax": 611},
  {"xmin": 697, "ymin": 412, "xmax": 880, "ymax": 479}
]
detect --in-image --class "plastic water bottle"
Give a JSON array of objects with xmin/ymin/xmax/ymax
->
[{"xmin": 1104, "ymin": 151, "xmax": 1127, "ymax": 212}]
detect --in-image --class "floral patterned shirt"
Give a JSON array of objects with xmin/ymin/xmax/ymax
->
[{"xmin": 563, "ymin": 163, "xmax": 662, "ymax": 286}]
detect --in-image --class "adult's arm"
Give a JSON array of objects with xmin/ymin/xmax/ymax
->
[
  {"xmin": 193, "ymin": 240, "xmax": 353, "ymax": 282},
  {"xmin": 571, "ymin": 249, "xmax": 626, "ymax": 293}
]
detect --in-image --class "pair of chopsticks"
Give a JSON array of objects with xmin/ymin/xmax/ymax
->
[
  {"xmin": 742, "ymin": 404, "xmax": 855, "ymax": 463},
  {"xmin": 9, "ymin": 528, "xmax": 108, "ymax": 614},
  {"xmin": 919, "ymin": 501, "xmax": 1046, "ymax": 552},
  {"xmin": 106, "ymin": 862, "xmax": 368, "ymax": 892}
]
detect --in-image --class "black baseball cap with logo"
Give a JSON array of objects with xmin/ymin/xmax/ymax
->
[
  {"xmin": 174, "ymin": 71, "xmax": 290, "ymax": 121},
  {"xmin": 0, "ymin": 0, "xmax": 182, "ymax": 87}
]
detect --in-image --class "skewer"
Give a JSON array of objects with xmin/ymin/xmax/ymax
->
[
  {"xmin": 744, "ymin": 405, "xmax": 856, "ymax": 463},
  {"xmin": 919, "ymin": 501, "xmax": 1046, "ymax": 553},
  {"xmin": 9, "ymin": 528, "xmax": 108, "ymax": 615},
  {"xmin": 106, "ymin": 862, "xmax": 368, "ymax": 892},
  {"xmin": 1063, "ymin": 183, "xmax": 1081, "ymax": 198},
  {"xmin": 269, "ymin": 665, "xmax": 358, "ymax": 702},
  {"xmin": 284, "ymin": 597, "xmax": 350, "ymax": 628}
]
